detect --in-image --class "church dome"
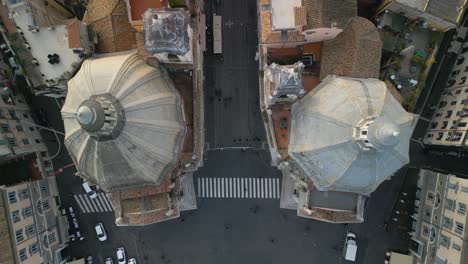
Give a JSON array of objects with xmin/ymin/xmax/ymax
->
[
  {"xmin": 61, "ymin": 52, "xmax": 185, "ymax": 191},
  {"xmin": 288, "ymin": 75, "xmax": 416, "ymax": 195}
]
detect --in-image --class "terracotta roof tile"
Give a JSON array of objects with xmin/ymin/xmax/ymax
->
[
  {"xmin": 87, "ymin": 0, "xmax": 136, "ymax": 53},
  {"xmin": 320, "ymin": 17, "xmax": 382, "ymax": 80},
  {"xmin": 65, "ymin": 18, "xmax": 80, "ymax": 49},
  {"xmin": 294, "ymin": 6, "xmax": 307, "ymax": 27},
  {"xmin": 302, "ymin": 0, "xmax": 356, "ymax": 30}
]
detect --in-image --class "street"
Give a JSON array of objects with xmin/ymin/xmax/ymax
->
[{"xmin": 7, "ymin": 0, "xmax": 468, "ymax": 263}]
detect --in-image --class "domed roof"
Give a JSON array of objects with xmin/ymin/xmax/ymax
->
[
  {"xmin": 61, "ymin": 52, "xmax": 185, "ymax": 191},
  {"xmin": 288, "ymin": 75, "xmax": 416, "ymax": 196}
]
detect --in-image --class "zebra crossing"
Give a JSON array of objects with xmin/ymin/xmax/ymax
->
[
  {"xmin": 196, "ymin": 177, "xmax": 280, "ymax": 199},
  {"xmin": 73, "ymin": 192, "xmax": 114, "ymax": 213}
]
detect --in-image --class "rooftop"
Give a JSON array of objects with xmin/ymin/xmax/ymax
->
[
  {"xmin": 8, "ymin": 3, "xmax": 82, "ymax": 82},
  {"xmin": 288, "ymin": 76, "xmax": 416, "ymax": 195},
  {"xmin": 302, "ymin": 0, "xmax": 356, "ymax": 30},
  {"xmin": 125, "ymin": 0, "xmax": 167, "ymax": 31},
  {"xmin": 425, "ymin": 0, "xmax": 466, "ymax": 24},
  {"xmin": 320, "ymin": 17, "xmax": 382, "ymax": 80},
  {"xmin": 86, "ymin": 0, "xmax": 136, "ymax": 53},
  {"xmin": 270, "ymin": 0, "xmax": 301, "ymax": 30},
  {"xmin": 61, "ymin": 51, "xmax": 185, "ymax": 192}
]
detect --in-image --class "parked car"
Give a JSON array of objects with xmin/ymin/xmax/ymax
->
[
  {"xmin": 0, "ymin": 43, "xmax": 12, "ymax": 54},
  {"xmin": 128, "ymin": 258, "xmax": 137, "ymax": 264},
  {"xmin": 82, "ymin": 181, "xmax": 97, "ymax": 199},
  {"xmin": 344, "ymin": 232, "xmax": 357, "ymax": 262},
  {"xmin": 86, "ymin": 256, "xmax": 93, "ymax": 264},
  {"xmin": 116, "ymin": 248, "xmax": 126, "ymax": 264},
  {"xmin": 105, "ymin": 257, "xmax": 114, "ymax": 264},
  {"xmin": 95, "ymin": 222, "xmax": 107, "ymax": 241},
  {"xmin": 8, "ymin": 57, "xmax": 18, "ymax": 70}
]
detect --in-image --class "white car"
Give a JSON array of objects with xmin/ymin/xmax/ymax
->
[
  {"xmin": 116, "ymin": 248, "xmax": 126, "ymax": 264},
  {"xmin": 128, "ymin": 258, "xmax": 137, "ymax": 264},
  {"xmin": 344, "ymin": 232, "xmax": 357, "ymax": 262},
  {"xmin": 105, "ymin": 258, "xmax": 113, "ymax": 264},
  {"xmin": 94, "ymin": 223, "xmax": 107, "ymax": 241},
  {"xmin": 82, "ymin": 181, "xmax": 97, "ymax": 199}
]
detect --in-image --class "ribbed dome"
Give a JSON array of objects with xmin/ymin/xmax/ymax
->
[
  {"xmin": 288, "ymin": 75, "xmax": 415, "ymax": 196},
  {"xmin": 61, "ymin": 52, "xmax": 185, "ymax": 191}
]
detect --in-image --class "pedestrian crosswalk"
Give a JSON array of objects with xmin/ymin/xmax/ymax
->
[
  {"xmin": 196, "ymin": 177, "xmax": 280, "ymax": 199},
  {"xmin": 73, "ymin": 192, "xmax": 114, "ymax": 213}
]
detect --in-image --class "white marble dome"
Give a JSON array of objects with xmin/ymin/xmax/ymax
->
[
  {"xmin": 288, "ymin": 75, "xmax": 416, "ymax": 196},
  {"xmin": 61, "ymin": 52, "xmax": 185, "ymax": 191}
]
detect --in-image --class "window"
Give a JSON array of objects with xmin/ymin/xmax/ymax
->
[
  {"xmin": 446, "ymin": 111, "xmax": 453, "ymax": 118},
  {"xmin": 22, "ymin": 113, "xmax": 28, "ymax": 118},
  {"xmin": 451, "ymin": 101, "xmax": 458, "ymax": 105},
  {"xmin": 1, "ymin": 123, "xmax": 9, "ymax": 133},
  {"xmin": 440, "ymin": 234, "xmax": 450, "ymax": 248},
  {"xmin": 448, "ymin": 181, "xmax": 459, "ymax": 191},
  {"xmin": 452, "ymin": 243, "xmax": 461, "ymax": 251},
  {"xmin": 29, "ymin": 242, "xmax": 39, "ymax": 255},
  {"xmin": 458, "ymin": 203, "xmax": 466, "ymax": 215},
  {"xmin": 26, "ymin": 224, "xmax": 35, "ymax": 237},
  {"xmin": 18, "ymin": 248, "xmax": 27, "ymax": 261},
  {"xmin": 442, "ymin": 216, "xmax": 453, "ymax": 229},
  {"xmin": 1, "ymin": 95, "xmax": 11, "ymax": 104},
  {"xmin": 46, "ymin": 216, "xmax": 55, "ymax": 227},
  {"xmin": 6, "ymin": 138, "xmax": 16, "ymax": 146},
  {"xmin": 422, "ymin": 225, "xmax": 430, "ymax": 237},
  {"xmin": 459, "ymin": 76, "xmax": 466, "ymax": 85},
  {"xmin": 457, "ymin": 57, "xmax": 465, "ymax": 65},
  {"xmin": 455, "ymin": 222, "xmax": 464, "ymax": 235},
  {"xmin": 8, "ymin": 191, "xmax": 17, "ymax": 204},
  {"xmin": 42, "ymin": 200, "xmax": 50, "ymax": 210},
  {"xmin": 22, "ymin": 139, "xmax": 29, "ymax": 145},
  {"xmin": 462, "ymin": 186, "xmax": 468, "ymax": 193},
  {"xmin": 28, "ymin": 127, "xmax": 34, "ymax": 131},
  {"xmin": 23, "ymin": 206, "xmax": 32, "ymax": 218},
  {"xmin": 15, "ymin": 229, "xmax": 24, "ymax": 243},
  {"xmin": 19, "ymin": 188, "xmax": 29, "ymax": 200},
  {"xmin": 456, "ymin": 89, "xmax": 462, "ymax": 94},
  {"xmin": 35, "ymin": 139, "xmax": 40, "ymax": 144},
  {"xmin": 8, "ymin": 109, "xmax": 16, "ymax": 119},
  {"xmin": 459, "ymin": 122, "xmax": 467, "ymax": 127},
  {"xmin": 452, "ymin": 70, "xmax": 461, "ymax": 76},
  {"xmin": 446, "ymin": 199, "xmax": 455, "ymax": 211},
  {"xmin": 11, "ymin": 210, "xmax": 20, "ymax": 223},
  {"xmin": 15, "ymin": 125, "xmax": 23, "ymax": 132},
  {"xmin": 48, "ymin": 232, "xmax": 56, "ymax": 244},
  {"xmin": 41, "ymin": 185, "xmax": 48, "ymax": 193},
  {"xmin": 430, "ymin": 122, "xmax": 438, "ymax": 129},
  {"xmin": 425, "ymin": 209, "xmax": 432, "ymax": 218},
  {"xmin": 427, "ymin": 192, "xmax": 434, "ymax": 200}
]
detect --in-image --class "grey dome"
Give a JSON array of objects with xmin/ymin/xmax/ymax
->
[
  {"xmin": 61, "ymin": 52, "xmax": 185, "ymax": 191},
  {"xmin": 288, "ymin": 75, "xmax": 416, "ymax": 196}
]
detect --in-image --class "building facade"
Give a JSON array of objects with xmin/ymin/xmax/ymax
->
[
  {"xmin": 411, "ymin": 169, "xmax": 468, "ymax": 264},
  {"xmin": 0, "ymin": 89, "xmax": 48, "ymax": 163},
  {"xmin": 0, "ymin": 178, "xmax": 68, "ymax": 264},
  {"xmin": 424, "ymin": 47, "xmax": 468, "ymax": 148}
]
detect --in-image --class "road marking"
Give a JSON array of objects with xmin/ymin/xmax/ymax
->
[
  {"xmin": 74, "ymin": 195, "xmax": 86, "ymax": 213},
  {"xmin": 73, "ymin": 193, "xmax": 114, "ymax": 213},
  {"xmin": 97, "ymin": 194, "xmax": 109, "ymax": 211},
  {"xmin": 196, "ymin": 177, "xmax": 280, "ymax": 199},
  {"xmin": 81, "ymin": 194, "xmax": 95, "ymax": 213}
]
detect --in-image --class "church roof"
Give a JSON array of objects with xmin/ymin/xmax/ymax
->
[
  {"xmin": 61, "ymin": 52, "xmax": 185, "ymax": 191},
  {"xmin": 288, "ymin": 75, "xmax": 416, "ymax": 195}
]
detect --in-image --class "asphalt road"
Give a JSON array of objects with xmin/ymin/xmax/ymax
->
[{"xmin": 8, "ymin": 2, "xmax": 468, "ymax": 264}]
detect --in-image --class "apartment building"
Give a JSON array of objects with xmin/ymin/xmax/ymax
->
[
  {"xmin": 0, "ymin": 177, "xmax": 68, "ymax": 264},
  {"xmin": 424, "ymin": 47, "xmax": 468, "ymax": 147},
  {"xmin": 410, "ymin": 169, "xmax": 468, "ymax": 264},
  {"xmin": 377, "ymin": 0, "xmax": 466, "ymax": 32},
  {"xmin": 0, "ymin": 89, "xmax": 48, "ymax": 163}
]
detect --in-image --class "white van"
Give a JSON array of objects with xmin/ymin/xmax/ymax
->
[
  {"xmin": 344, "ymin": 232, "xmax": 357, "ymax": 262},
  {"xmin": 82, "ymin": 181, "xmax": 97, "ymax": 199}
]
